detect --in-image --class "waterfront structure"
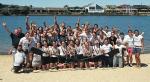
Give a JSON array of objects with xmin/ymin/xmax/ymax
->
[{"xmin": 85, "ymin": 4, "xmax": 104, "ymax": 14}]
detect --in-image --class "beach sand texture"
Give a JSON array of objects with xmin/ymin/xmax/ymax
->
[{"xmin": 0, "ymin": 54, "xmax": 150, "ymax": 82}]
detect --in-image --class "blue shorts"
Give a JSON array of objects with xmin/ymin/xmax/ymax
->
[{"xmin": 133, "ymin": 48, "xmax": 141, "ymax": 54}]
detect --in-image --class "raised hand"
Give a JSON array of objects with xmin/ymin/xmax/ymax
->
[
  {"xmin": 77, "ymin": 17, "xmax": 80, "ymax": 23},
  {"xmin": 26, "ymin": 15, "xmax": 29, "ymax": 18},
  {"xmin": 1, "ymin": 22, "xmax": 11, "ymax": 33},
  {"xmin": 54, "ymin": 15, "xmax": 56, "ymax": 20},
  {"xmin": 2, "ymin": 22, "xmax": 6, "ymax": 27}
]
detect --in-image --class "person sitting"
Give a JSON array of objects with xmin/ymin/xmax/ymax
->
[{"xmin": 32, "ymin": 42, "xmax": 42, "ymax": 70}]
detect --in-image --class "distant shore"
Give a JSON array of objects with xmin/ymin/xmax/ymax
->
[{"xmin": 1, "ymin": 14, "xmax": 150, "ymax": 16}]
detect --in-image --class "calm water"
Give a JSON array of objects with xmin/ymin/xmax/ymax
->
[{"xmin": 0, "ymin": 16, "xmax": 150, "ymax": 54}]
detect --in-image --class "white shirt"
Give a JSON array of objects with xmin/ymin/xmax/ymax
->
[
  {"xmin": 133, "ymin": 35, "xmax": 143, "ymax": 47},
  {"xmin": 93, "ymin": 45, "xmax": 101, "ymax": 55},
  {"xmin": 29, "ymin": 37, "xmax": 38, "ymax": 50},
  {"xmin": 32, "ymin": 54, "xmax": 41, "ymax": 64},
  {"xmin": 80, "ymin": 32, "xmax": 92, "ymax": 41},
  {"xmin": 49, "ymin": 46, "xmax": 59, "ymax": 56},
  {"xmin": 123, "ymin": 35, "xmax": 134, "ymax": 47},
  {"xmin": 13, "ymin": 51, "xmax": 26, "ymax": 66},
  {"xmin": 115, "ymin": 45, "xmax": 126, "ymax": 56},
  {"xmin": 101, "ymin": 44, "xmax": 112, "ymax": 53},
  {"xmin": 19, "ymin": 37, "xmax": 30, "ymax": 50},
  {"xmin": 58, "ymin": 46, "xmax": 66, "ymax": 56},
  {"xmin": 42, "ymin": 46, "xmax": 50, "ymax": 57},
  {"xmin": 76, "ymin": 45, "xmax": 84, "ymax": 55},
  {"xmin": 102, "ymin": 30, "xmax": 111, "ymax": 37}
]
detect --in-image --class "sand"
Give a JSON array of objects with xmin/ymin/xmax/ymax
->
[{"xmin": 0, "ymin": 54, "xmax": 150, "ymax": 82}]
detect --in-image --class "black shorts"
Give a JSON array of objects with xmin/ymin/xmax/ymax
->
[
  {"xmin": 65, "ymin": 55, "xmax": 71, "ymax": 63},
  {"xmin": 49, "ymin": 57, "xmax": 58, "ymax": 63},
  {"xmin": 58, "ymin": 55, "xmax": 66, "ymax": 63},
  {"xmin": 70, "ymin": 55, "xmax": 78, "ymax": 62},
  {"xmin": 24, "ymin": 49, "xmax": 29, "ymax": 55},
  {"xmin": 76, "ymin": 54, "xmax": 84, "ymax": 60},
  {"xmin": 82, "ymin": 56, "xmax": 91, "ymax": 62},
  {"xmin": 41, "ymin": 56, "xmax": 50, "ymax": 65},
  {"xmin": 92, "ymin": 55, "xmax": 103, "ymax": 62}
]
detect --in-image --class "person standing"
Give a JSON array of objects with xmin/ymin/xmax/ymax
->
[
  {"xmin": 113, "ymin": 41, "xmax": 126, "ymax": 68},
  {"xmin": 123, "ymin": 30, "xmax": 134, "ymax": 67},
  {"xmin": 2, "ymin": 22, "xmax": 24, "ymax": 49},
  {"xmin": 133, "ymin": 30, "xmax": 144, "ymax": 67}
]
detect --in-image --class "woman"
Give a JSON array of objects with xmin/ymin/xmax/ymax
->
[
  {"xmin": 32, "ymin": 42, "xmax": 42, "ymax": 70},
  {"xmin": 58, "ymin": 41, "xmax": 67, "ymax": 68},
  {"xmin": 41, "ymin": 41, "xmax": 50, "ymax": 70},
  {"xmin": 67, "ymin": 40, "xmax": 76, "ymax": 68},
  {"xmin": 49, "ymin": 41, "xmax": 59, "ymax": 69},
  {"xmin": 19, "ymin": 32, "xmax": 30, "ymax": 68},
  {"xmin": 75, "ymin": 39, "xmax": 84, "ymax": 68},
  {"xmin": 97, "ymin": 30, "xmax": 106, "ymax": 46},
  {"xmin": 123, "ymin": 30, "xmax": 134, "ymax": 67},
  {"xmin": 92, "ymin": 40, "xmax": 102, "ymax": 68},
  {"xmin": 82, "ymin": 41, "xmax": 93, "ymax": 68},
  {"xmin": 133, "ymin": 30, "xmax": 144, "ymax": 67},
  {"xmin": 101, "ymin": 39, "xmax": 113, "ymax": 67}
]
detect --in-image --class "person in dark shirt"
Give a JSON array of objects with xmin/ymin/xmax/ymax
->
[
  {"xmin": 109, "ymin": 32, "xmax": 117, "ymax": 45},
  {"xmin": 2, "ymin": 22, "xmax": 24, "ymax": 49}
]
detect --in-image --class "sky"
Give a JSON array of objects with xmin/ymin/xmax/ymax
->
[{"xmin": 0, "ymin": 0, "xmax": 149, "ymax": 7}]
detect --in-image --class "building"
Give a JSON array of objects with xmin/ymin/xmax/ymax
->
[
  {"xmin": 132, "ymin": 5, "xmax": 150, "ymax": 15},
  {"xmin": 85, "ymin": 4, "xmax": 104, "ymax": 14},
  {"xmin": 29, "ymin": 7, "xmax": 67, "ymax": 15},
  {"xmin": 67, "ymin": 6, "xmax": 85, "ymax": 15},
  {"xmin": 105, "ymin": 5, "xmax": 137, "ymax": 15}
]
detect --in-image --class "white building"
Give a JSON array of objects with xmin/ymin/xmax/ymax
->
[{"xmin": 85, "ymin": 4, "xmax": 104, "ymax": 13}]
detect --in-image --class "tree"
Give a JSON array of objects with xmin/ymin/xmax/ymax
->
[
  {"xmin": 1, "ymin": 8, "xmax": 10, "ymax": 15},
  {"xmin": 20, "ymin": 6, "xmax": 30, "ymax": 15}
]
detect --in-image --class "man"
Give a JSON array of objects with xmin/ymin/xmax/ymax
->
[
  {"xmin": 13, "ymin": 45, "xmax": 26, "ymax": 73},
  {"xmin": 2, "ymin": 22, "xmax": 24, "ymax": 49}
]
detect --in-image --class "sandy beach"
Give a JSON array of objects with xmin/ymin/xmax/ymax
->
[{"xmin": 0, "ymin": 54, "xmax": 150, "ymax": 82}]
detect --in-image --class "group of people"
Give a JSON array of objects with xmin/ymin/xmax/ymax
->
[{"xmin": 2, "ymin": 16, "xmax": 144, "ymax": 73}]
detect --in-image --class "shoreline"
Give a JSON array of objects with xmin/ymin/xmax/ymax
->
[{"xmin": 1, "ymin": 14, "xmax": 150, "ymax": 16}]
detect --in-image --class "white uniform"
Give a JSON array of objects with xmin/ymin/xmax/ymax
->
[
  {"xmin": 13, "ymin": 51, "xmax": 26, "ymax": 66},
  {"xmin": 49, "ymin": 46, "xmax": 59, "ymax": 57},
  {"xmin": 19, "ymin": 37, "xmax": 30, "ymax": 50},
  {"xmin": 113, "ymin": 45, "xmax": 126, "ymax": 68},
  {"xmin": 115, "ymin": 45, "xmax": 126, "ymax": 57},
  {"xmin": 123, "ymin": 35, "xmax": 134, "ymax": 47},
  {"xmin": 58, "ymin": 46, "xmax": 67, "ymax": 56},
  {"xmin": 133, "ymin": 35, "xmax": 143, "ymax": 47},
  {"xmin": 42, "ymin": 46, "xmax": 50, "ymax": 57},
  {"xmin": 32, "ymin": 53, "xmax": 41, "ymax": 67},
  {"xmin": 76, "ymin": 45, "xmax": 84, "ymax": 55},
  {"xmin": 101, "ymin": 44, "xmax": 112, "ymax": 56},
  {"xmin": 93, "ymin": 45, "xmax": 101, "ymax": 56}
]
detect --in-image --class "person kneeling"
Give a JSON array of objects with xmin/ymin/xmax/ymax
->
[{"xmin": 13, "ymin": 45, "xmax": 26, "ymax": 73}]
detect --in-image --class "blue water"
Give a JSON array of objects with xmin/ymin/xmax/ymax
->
[{"xmin": 0, "ymin": 16, "xmax": 150, "ymax": 53}]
